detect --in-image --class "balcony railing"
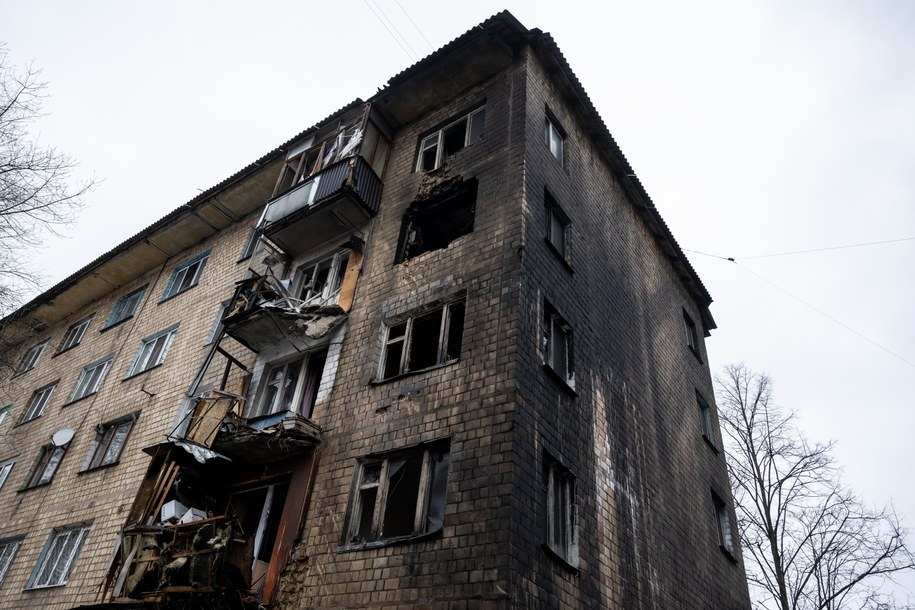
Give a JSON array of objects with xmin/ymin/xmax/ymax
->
[{"xmin": 261, "ymin": 155, "xmax": 382, "ymax": 256}]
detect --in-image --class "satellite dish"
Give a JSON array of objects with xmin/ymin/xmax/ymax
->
[{"xmin": 51, "ymin": 428, "xmax": 75, "ymax": 447}]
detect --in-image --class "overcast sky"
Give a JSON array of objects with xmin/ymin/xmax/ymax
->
[{"xmin": 4, "ymin": 0, "xmax": 914, "ymax": 599}]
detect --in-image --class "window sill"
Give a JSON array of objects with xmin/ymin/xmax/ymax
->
[
  {"xmin": 544, "ymin": 238, "xmax": 573, "ymax": 273},
  {"xmin": 122, "ymin": 363, "xmax": 164, "ymax": 381},
  {"xmin": 688, "ymin": 345, "xmax": 703, "ymax": 364},
  {"xmin": 62, "ymin": 393, "xmax": 97, "ymax": 408},
  {"xmin": 24, "ymin": 583, "xmax": 67, "ymax": 591},
  {"xmin": 339, "ymin": 527, "xmax": 442, "ymax": 552},
  {"xmin": 13, "ymin": 415, "xmax": 42, "ymax": 429},
  {"xmin": 52, "ymin": 345, "xmax": 81, "ymax": 358},
  {"xmin": 543, "ymin": 364, "xmax": 577, "ymax": 396},
  {"xmin": 78, "ymin": 461, "xmax": 120, "ymax": 475},
  {"xmin": 100, "ymin": 316, "xmax": 134, "ymax": 333},
  {"xmin": 370, "ymin": 359, "xmax": 459, "ymax": 385},
  {"xmin": 542, "ymin": 543, "xmax": 579, "ymax": 573},
  {"xmin": 702, "ymin": 434, "xmax": 720, "ymax": 454},
  {"xmin": 719, "ymin": 544, "xmax": 738, "ymax": 563},
  {"xmin": 18, "ymin": 481, "xmax": 52, "ymax": 493},
  {"xmin": 158, "ymin": 284, "xmax": 200, "ymax": 305},
  {"xmin": 10, "ymin": 369, "xmax": 34, "ymax": 379}
]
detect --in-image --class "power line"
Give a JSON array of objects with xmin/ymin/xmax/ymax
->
[
  {"xmin": 683, "ymin": 237, "xmax": 915, "ymax": 263},
  {"xmin": 364, "ymin": 0, "xmax": 420, "ymax": 61},
  {"xmin": 730, "ymin": 261, "xmax": 915, "ymax": 369},
  {"xmin": 362, "ymin": 0, "xmax": 418, "ymax": 62},
  {"xmin": 393, "ymin": 0, "xmax": 435, "ymax": 52}
]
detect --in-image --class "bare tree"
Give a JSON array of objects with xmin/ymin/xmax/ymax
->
[
  {"xmin": 716, "ymin": 363, "xmax": 914, "ymax": 610},
  {"xmin": 0, "ymin": 46, "xmax": 91, "ymax": 315}
]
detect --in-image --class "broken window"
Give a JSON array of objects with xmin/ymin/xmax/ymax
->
[
  {"xmin": 416, "ymin": 107, "xmax": 486, "ymax": 172},
  {"xmin": 0, "ymin": 537, "xmax": 23, "ymax": 584},
  {"xmin": 161, "ymin": 251, "xmax": 210, "ymax": 301},
  {"xmin": 70, "ymin": 355, "xmax": 113, "ymax": 402},
  {"xmin": 228, "ymin": 481, "xmax": 289, "ymax": 595},
  {"xmin": 58, "ymin": 316, "xmax": 93, "ymax": 353},
  {"xmin": 26, "ymin": 436, "xmax": 71, "ymax": 488},
  {"xmin": 543, "ymin": 301, "xmax": 573, "ymax": 386},
  {"xmin": 251, "ymin": 349, "xmax": 327, "ymax": 419},
  {"xmin": 274, "ymin": 120, "xmax": 364, "ymax": 195},
  {"xmin": 26, "ymin": 524, "xmax": 90, "ymax": 589},
  {"xmin": 16, "ymin": 341, "xmax": 47, "ymax": 375},
  {"xmin": 128, "ymin": 326, "xmax": 178, "ymax": 376},
  {"xmin": 545, "ymin": 457, "xmax": 578, "ymax": 567},
  {"xmin": 21, "ymin": 382, "xmax": 57, "ymax": 424},
  {"xmin": 295, "ymin": 251, "xmax": 350, "ymax": 306},
  {"xmin": 380, "ymin": 299, "xmax": 465, "ymax": 380},
  {"xmin": 347, "ymin": 443, "xmax": 450, "ymax": 545},
  {"xmin": 545, "ymin": 190, "xmax": 570, "ymax": 261},
  {"xmin": 397, "ymin": 178, "xmax": 477, "ymax": 262},
  {"xmin": 80, "ymin": 413, "xmax": 138, "ymax": 471},
  {"xmin": 105, "ymin": 285, "xmax": 147, "ymax": 328},
  {"xmin": 544, "ymin": 115, "xmax": 564, "ymax": 163}
]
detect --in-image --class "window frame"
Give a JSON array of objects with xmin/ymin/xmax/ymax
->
[
  {"xmin": 69, "ymin": 355, "xmax": 113, "ymax": 403},
  {"xmin": 696, "ymin": 391, "xmax": 718, "ymax": 451},
  {"xmin": 683, "ymin": 310, "xmax": 701, "ymax": 360},
  {"xmin": 24, "ymin": 438, "xmax": 71, "ymax": 489},
  {"xmin": 543, "ymin": 301, "xmax": 574, "ymax": 388},
  {"xmin": 378, "ymin": 299, "xmax": 466, "ymax": 381},
  {"xmin": 127, "ymin": 326, "xmax": 178, "ymax": 377},
  {"xmin": 544, "ymin": 457, "xmax": 578, "ymax": 569},
  {"xmin": 415, "ymin": 106, "xmax": 486, "ymax": 172},
  {"xmin": 544, "ymin": 115, "xmax": 565, "ymax": 164},
  {"xmin": 57, "ymin": 316, "xmax": 93, "ymax": 354},
  {"xmin": 104, "ymin": 285, "xmax": 147, "ymax": 329},
  {"xmin": 25, "ymin": 524, "xmax": 90, "ymax": 589},
  {"xmin": 249, "ymin": 349, "xmax": 328, "ymax": 420},
  {"xmin": 20, "ymin": 382, "xmax": 57, "ymax": 424},
  {"xmin": 712, "ymin": 492, "xmax": 736, "ymax": 558},
  {"xmin": 0, "ymin": 536, "xmax": 24, "ymax": 585},
  {"xmin": 545, "ymin": 190, "xmax": 570, "ymax": 263},
  {"xmin": 80, "ymin": 413, "xmax": 138, "ymax": 472},
  {"xmin": 160, "ymin": 251, "xmax": 210, "ymax": 301},
  {"xmin": 294, "ymin": 250, "xmax": 351, "ymax": 306},
  {"xmin": 0, "ymin": 404, "xmax": 10, "ymax": 428},
  {"xmin": 0, "ymin": 458, "xmax": 15, "ymax": 491},
  {"xmin": 345, "ymin": 442, "xmax": 450, "ymax": 547},
  {"xmin": 15, "ymin": 341, "xmax": 47, "ymax": 375}
]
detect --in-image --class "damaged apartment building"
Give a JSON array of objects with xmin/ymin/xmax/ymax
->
[{"xmin": 0, "ymin": 11, "xmax": 751, "ymax": 610}]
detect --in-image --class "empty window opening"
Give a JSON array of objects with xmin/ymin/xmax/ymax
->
[
  {"xmin": 545, "ymin": 457, "xmax": 578, "ymax": 567},
  {"xmin": 543, "ymin": 302, "xmax": 573, "ymax": 386},
  {"xmin": 347, "ymin": 443, "xmax": 450, "ymax": 545},
  {"xmin": 417, "ymin": 107, "xmax": 485, "ymax": 172},
  {"xmin": 397, "ymin": 179, "xmax": 477, "ymax": 262},
  {"xmin": 229, "ymin": 481, "xmax": 289, "ymax": 595},
  {"xmin": 380, "ymin": 299, "xmax": 465, "ymax": 380},
  {"xmin": 545, "ymin": 191, "xmax": 570, "ymax": 260}
]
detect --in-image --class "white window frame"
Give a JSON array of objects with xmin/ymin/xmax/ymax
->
[
  {"xmin": 15, "ymin": 341, "xmax": 47, "ymax": 375},
  {"xmin": 544, "ymin": 116, "xmax": 564, "ymax": 163},
  {"xmin": 347, "ymin": 443, "xmax": 450, "ymax": 545},
  {"xmin": 416, "ymin": 107, "xmax": 486, "ymax": 172},
  {"xmin": 379, "ymin": 299, "xmax": 465, "ymax": 380},
  {"xmin": 128, "ymin": 326, "xmax": 178, "ymax": 376},
  {"xmin": 0, "ymin": 537, "xmax": 24, "ymax": 584},
  {"xmin": 58, "ymin": 317, "xmax": 92, "ymax": 353},
  {"xmin": 80, "ymin": 413, "xmax": 137, "ymax": 471},
  {"xmin": 543, "ymin": 302, "xmax": 574, "ymax": 387},
  {"xmin": 105, "ymin": 286, "xmax": 146, "ymax": 328},
  {"xmin": 26, "ymin": 524, "xmax": 90, "ymax": 589},
  {"xmin": 250, "ymin": 350, "xmax": 327, "ymax": 419},
  {"xmin": 0, "ymin": 459, "xmax": 15, "ymax": 491},
  {"xmin": 546, "ymin": 459, "xmax": 578, "ymax": 568},
  {"xmin": 70, "ymin": 356, "xmax": 113, "ymax": 402},
  {"xmin": 161, "ymin": 251, "xmax": 210, "ymax": 300},
  {"xmin": 21, "ymin": 383, "xmax": 57, "ymax": 423},
  {"xmin": 294, "ymin": 250, "xmax": 351, "ymax": 306}
]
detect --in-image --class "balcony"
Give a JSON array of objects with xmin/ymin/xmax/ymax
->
[{"xmin": 261, "ymin": 154, "xmax": 382, "ymax": 257}]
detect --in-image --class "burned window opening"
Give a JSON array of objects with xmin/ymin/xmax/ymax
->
[
  {"xmin": 347, "ymin": 442, "xmax": 450, "ymax": 546},
  {"xmin": 397, "ymin": 178, "xmax": 477, "ymax": 262},
  {"xmin": 380, "ymin": 299, "xmax": 465, "ymax": 380},
  {"xmin": 416, "ymin": 107, "xmax": 485, "ymax": 172}
]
